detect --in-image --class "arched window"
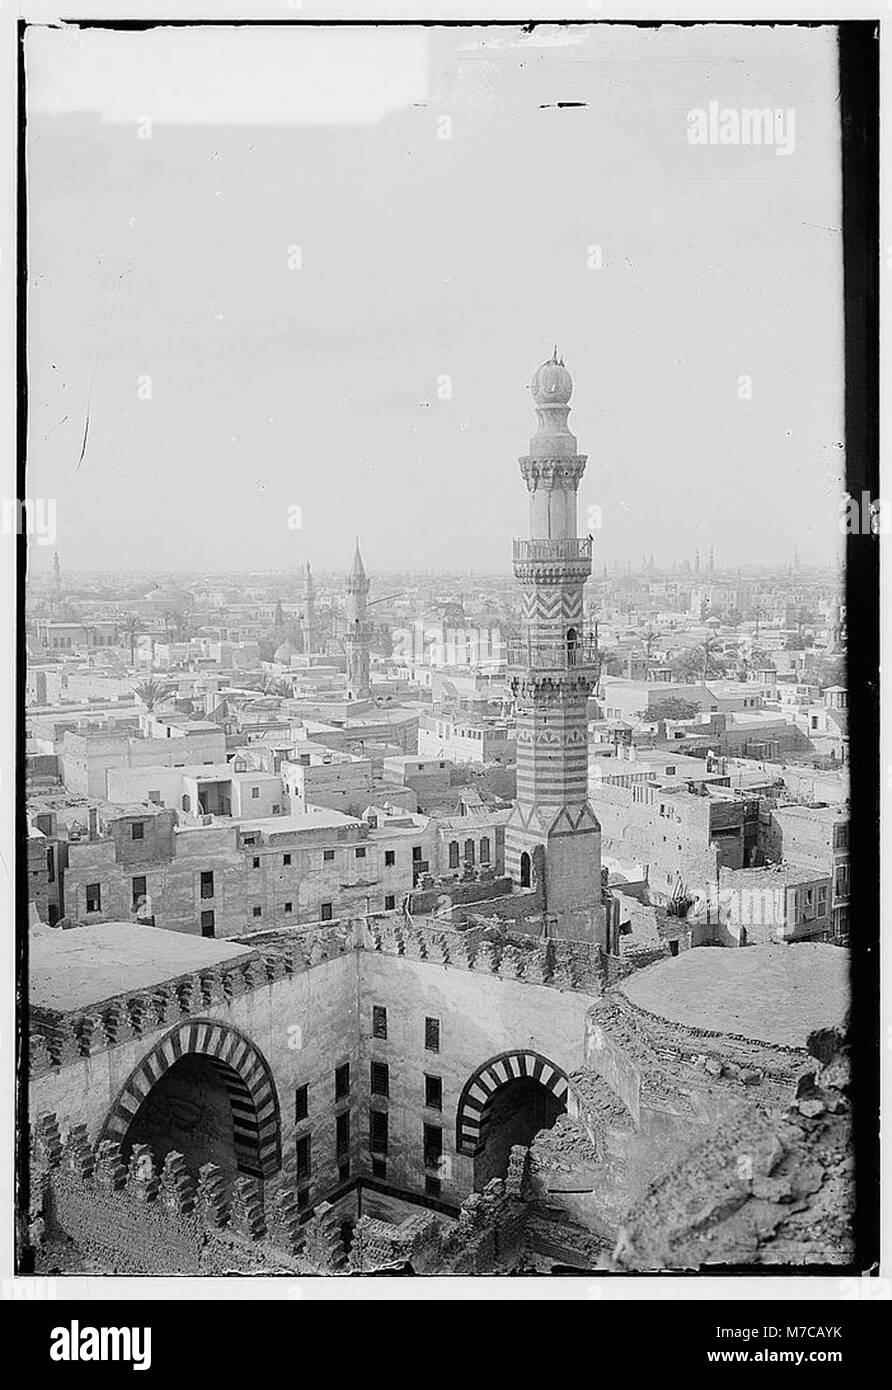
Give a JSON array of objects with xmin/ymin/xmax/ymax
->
[
  {"xmin": 566, "ymin": 627, "xmax": 578, "ymax": 667},
  {"xmin": 520, "ymin": 851, "xmax": 531, "ymax": 888},
  {"xmin": 480, "ymin": 837, "xmax": 491, "ymax": 864},
  {"xmin": 464, "ymin": 838, "xmax": 475, "ymax": 866},
  {"xmin": 181, "ymin": 794, "xmax": 190, "ymax": 813},
  {"xmin": 448, "ymin": 841, "xmax": 459, "ymax": 869}
]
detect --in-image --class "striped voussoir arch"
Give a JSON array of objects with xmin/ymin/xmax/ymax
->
[
  {"xmin": 455, "ymin": 1050, "xmax": 569, "ymax": 1156},
  {"xmin": 103, "ymin": 1019, "xmax": 281, "ymax": 1179}
]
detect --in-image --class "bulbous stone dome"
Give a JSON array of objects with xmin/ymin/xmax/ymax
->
[{"xmin": 531, "ymin": 350, "xmax": 572, "ymax": 406}]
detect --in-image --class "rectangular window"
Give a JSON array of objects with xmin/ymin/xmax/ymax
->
[
  {"xmin": 85, "ymin": 883, "xmax": 101, "ymax": 913},
  {"xmin": 338, "ymin": 1157, "xmax": 350, "ymax": 1183},
  {"xmin": 425, "ymin": 1175, "xmax": 441, "ymax": 1199},
  {"xmin": 252, "ymin": 905, "xmax": 262, "ymax": 918},
  {"xmin": 425, "ymin": 1075, "xmax": 442, "ymax": 1111},
  {"xmin": 131, "ymin": 875, "xmax": 147, "ymax": 911},
  {"xmin": 336, "ymin": 1111, "xmax": 350, "ymax": 1158},
  {"xmin": 296, "ymin": 1133, "xmax": 311, "ymax": 1182},
  {"xmin": 297, "ymin": 1186, "xmax": 310, "ymax": 1211},
  {"xmin": 371, "ymin": 1156, "xmax": 386, "ymax": 1180},
  {"xmin": 384, "ymin": 894, "xmax": 396, "ymax": 911},
  {"xmin": 412, "ymin": 845, "xmax": 422, "ymax": 862},
  {"xmin": 200, "ymin": 870, "xmax": 214, "ymax": 899},
  {"xmin": 283, "ymin": 853, "xmax": 292, "ymax": 866},
  {"xmin": 252, "ymin": 856, "xmax": 260, "ymax": 869},
  {"xmin": 372, "ymin": 1005, "xmax": 387, "ymax": 1040},
  {"xmin": 284, "ymin": 901, "xmax": 292, "ymax": 914},
  {"xmin": 294, "ymin": 1085, "xmax": 308, "ymax": 1124},
  {"xmin": 355, "ymin": 846, "xmax": 367, "ymax": 859},
  {"xmin": 251, "ymin": 786, "xmax": 260, "ymax": 799},
  {"xmin": 320, "ymin": 902, "xmax": 333, "ymax": 922},
  {"xmin": 131, "ymin": 821, "xmax": 144, "ymax": 841},
  {"xmin": 200, "ymin": 910, "xmax": 215, "ymax": 937},
  {"xmin": 370, "ymin": 1110, "xmax": 388, "ymax": 1155},
  {"xmin": 384, "ymin": 850, "xmax": 396, "ymax": 867},
  {"xmin": 424, "ymin": 1017, "xmax": 440, "ymax": 1053},
  {"xmin": 335, "ymin": 1063, "xmax": 350, "ymax": 1101},
  {"xmin": 323, "ymin": 849, "xmax": 335, "ymax": 862},
  {"xmin": 423, "ymin": 1124, "xmax": 443, "ymax": 1171},
  {"xmin": 371, "ymin": 1061, "xmax": 389, "ymax": 1098}
]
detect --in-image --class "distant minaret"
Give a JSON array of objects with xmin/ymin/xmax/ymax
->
[
  {"xmin": 301, "ymin": 563, "xmax": 316, "ymax": 653},
  {"xmin": 344, "ymin": 541, "xmax": 371, "ymax": 699},
  {"xmin": 505, "ymin": 351, "xmax": 605, "ymax": 946},
  {"xmin": 708, "ymin": 546, "xmax": 715, "ymax": 574},
  {"xmin": 694, "ymin": 548, "xmax": 701, "ymax": 575},
  {"xmin": 52, "ymin": 550, "xmax": 62, "ymax": 599}
]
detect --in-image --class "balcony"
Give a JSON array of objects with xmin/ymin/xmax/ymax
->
[
  {"xmin": 507, "ymin": 634, "xmax": 600, "ymax": 671},
  {"xmin": 512, "ymin": 537, "xmax": 593, "ymax": 564}
]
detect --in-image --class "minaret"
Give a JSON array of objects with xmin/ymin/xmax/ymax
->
[
  {"xmin": 505, "ymin": 352, "xmax": 605, "ymax": 945},
  {"xmin": 344, "ymin": 540, "xmax": 371, "ymax": 700},
  {"xmin": 301, "ymin": 562, "xmax": 316, "ymax": 653},
  {"xmin": 52, "ymin": 550, "xmax": 62, "ymax": 599}
]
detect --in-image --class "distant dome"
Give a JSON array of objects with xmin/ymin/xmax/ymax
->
[
  {"xmin": 531, "ymin": 350, "xmax": 572, "ymax": 406},
  {"xmin": 274, "ymin": 639, "xmax": 297, "ymax": 663},
  {"xmin": 144, "ymin": 584, "xmax": 192, "ymax": 614}
]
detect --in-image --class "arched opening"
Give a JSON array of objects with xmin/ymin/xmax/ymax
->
[
  {"xmin": 104, "ymin": 1021, "xmax": 281, "ymax": 1181},
  {"xmin": 566, "ymin": 626, "xmax": 578, "ymax": 666},
  {"xmin": 474, "ymin": 1077, "xmax": 564, "ymax": 1188},
  {"xmin": 456, "ymin": 1051, "xmax": 568, "ymax": 1190},
  {"xmin": 519, "ymin": 851, "xmax": 531, "ymax": 888},
  {"xmin": 121, "ymin": 1053, "xmax": 241, "ymax": 1180}
]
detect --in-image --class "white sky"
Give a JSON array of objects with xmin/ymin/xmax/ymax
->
[{"xmin": 25, "ymin": 22, "xmax": 845, "ymax": 574}]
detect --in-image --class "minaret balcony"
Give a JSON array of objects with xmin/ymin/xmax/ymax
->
[
  {"xmin": 512, "ymin": 537, "xmax": 592, "ymax": 564},
  {"xmin": 507, "ymin": 634, "xmax": 599, "ymax": 673}
]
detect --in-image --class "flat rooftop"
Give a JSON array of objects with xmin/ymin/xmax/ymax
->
[
  {"xmin": 30, "ymin": 922, "xmax": 255, "ymax": 1015},
  {"xmin": 619, "ymin": 943, "xmax": 849, "ymax": 1049}
]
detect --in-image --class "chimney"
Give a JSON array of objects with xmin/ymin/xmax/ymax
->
[{"xmin": 87, "ymin": 806, "xmax": 99, "ymax": 840}]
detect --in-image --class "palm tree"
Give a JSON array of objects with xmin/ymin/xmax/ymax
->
[
  {"xmin": 121, "ymin": 613, "xmax": 142, "ymax": 668},
  {"xmin": 134, "ymin": 677, "xmax": 172, "ymax": 712}
]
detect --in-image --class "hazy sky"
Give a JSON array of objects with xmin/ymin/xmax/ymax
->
[{"xmin": 26, "ymin": 23, "xmax": 845, "ymax": 575}]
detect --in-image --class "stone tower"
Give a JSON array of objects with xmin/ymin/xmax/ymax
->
[
  {"xmin": 301, "ymin": 562, "xmax": 316, "ymax": 653},
  {"xmin": 344, "ymin": 541, "xmax": 371, "ymax": 700},
  {"xmin": 505, "ymin": 351, "xmax": 605, "ymax": 944}
]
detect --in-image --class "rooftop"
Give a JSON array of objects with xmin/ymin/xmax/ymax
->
[
  {"xmin": 619, "ymin": 943, "xmax": 848, "ymax": 1049},
  {"xmin": 30, "ymin": 922, "xmax": 255, "ymax": 1015}
]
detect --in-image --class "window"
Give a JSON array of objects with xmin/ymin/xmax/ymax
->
[
  {"xmin": 371, "ymin": 1156, "xmax": 386, "ymax": 1179},
  {"xmin": 370, "ymin": 1110, "xmax": 388, "ymax": 1154},
  {"xmin": 296, "ymin": 1134, "xmax": 311, "ymax": 1183},
  {"xmin": 372, "ymin": 1005, "xmax": 387, "ymax": 1040},
  {"xmin": 252, "ymin": 905, "xmax": 262, "ymax": 919},
  {"xmin": 251, "ymin": 786, "xmax": 260, "ymax": 799},
  {"xmin": 338, "ymin": 1158, "xmax": 350, "ymax": 1183},
  {"xmin": 320, "ymin": 902, "xmax": 333, "ymax": 922},
  {"xmin": 425, "ymin": 1175, "xmax": 441, "ymax": 1199},
  {"xmin": 355, "ymin": 846, "xmax": 367, "ymax": 859},
  {"xmin": 295, "ymin": 1085, "xmax": 308, "ymax": 1124},
  {"xmin": 412, "ymin": 845, "xmax": 422, "ymax": 862},
  {"xmin": 131, "ymin": 821, "xmax": 144, "ymax": 841},
  {"xmin": 200, "ymin": 870, "xmax": 214, "ymax": 899},
  {"xmin": 424, "ymin": 1017, "xmax": 440, "ymax": 1053},
  {"xmin": 283, "ymin": 853, "xmax": 292, "ymax": 866},
  {"xmin": 371, "ymin": 1061, "xmax": 389, "ymax": 1097},
  {"xmin": 336, "ymin": 1111, "xmax": 350, "ymax": 1158},
  {"xmin": 200, "ymin": 910, "xmax": 215, "ymax": 938},
  {"xmin": 423, "ymin": 1124, "xmax": 443, "ymax": 1170},
  {"xmin": 323, "ymin": 849, "xmax": 335, "ymax": 861},
  {"xmin": 252, "ymin": 856, "xmax": 260, "ymax": 869},
  {"xmin": 479, "ymin": 837, "xmax": 491, "ymax": 864},
  {"xmin": 297, "ymin": 1186, "xmax": 310, "ymax": 1211},
  {"xmin": 384, "ymin": 894, "xmax": 396, "ymax": 911},
  {"xmin": 335, "ymin": 1063, "xmax": 350, "ymax": 1101},
  {"xmin": 464, "ymin": 838, "xmax": 475, "ymax": 865},
  {"xmin": 448, "ymin": 841, "xmax": 459, "ymax": 869},
  {"xmin": 425, "ymin": 1075, "xmax": 442, "ymax": 1111},
  {"xmin": 243, "ymin": 836, "xmax": 256, "ymax": 846},
  {"xmin": 85, "ymin": 883, "xmax": 101, "ymax": 913},
  {"xmin": 384, "ymin": 850, "xmax": 395, "ymax": 867},
  {"xmin": 131, "ymin": 875, "xmax": 147, "ymax": 912}
]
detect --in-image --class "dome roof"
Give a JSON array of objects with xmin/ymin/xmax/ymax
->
[{"xmin": 531, "ymin": 349, "xmax": 573, "ymax": 406}]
